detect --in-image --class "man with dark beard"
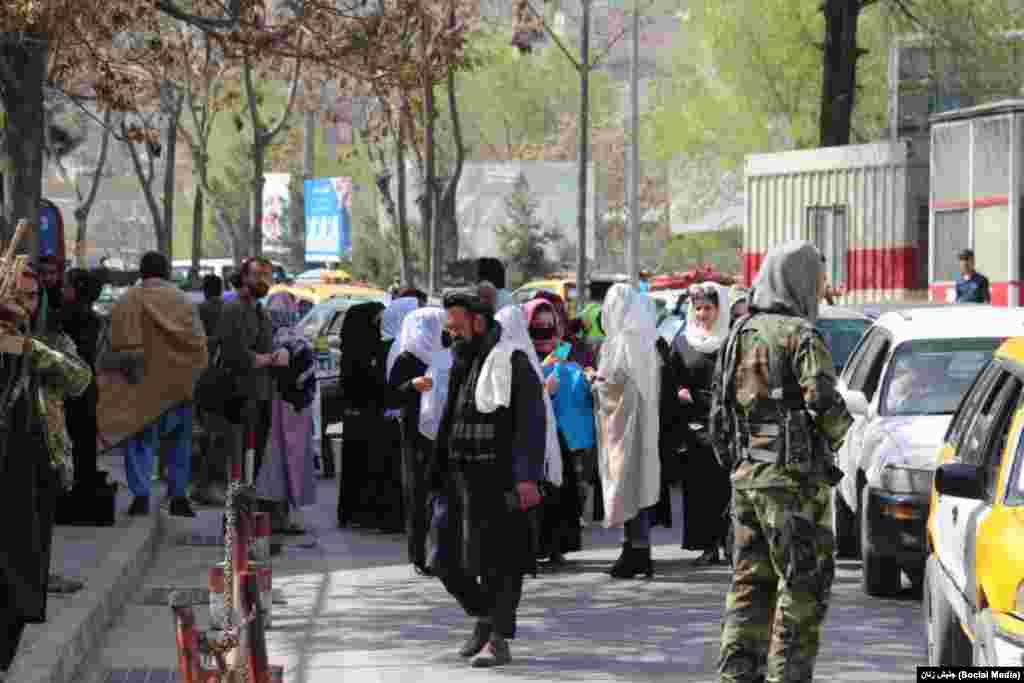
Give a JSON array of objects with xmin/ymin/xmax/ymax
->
[{"xmin": 432, "ymin": 290, "xmax": 546, "ymax": 668}]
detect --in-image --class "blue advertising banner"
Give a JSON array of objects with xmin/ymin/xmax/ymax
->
[{"xmin": 304, "ymin": 177, "xmax": 352, "ymax": 262}]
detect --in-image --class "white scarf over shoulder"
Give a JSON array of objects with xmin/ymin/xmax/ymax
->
[
  {"xmin": 475, "ymin": 306, "xmax": 563, "ymax": 486},
  {"xmin": 684, "ymin": 282, "xmax": 732, "ymax": 354}
]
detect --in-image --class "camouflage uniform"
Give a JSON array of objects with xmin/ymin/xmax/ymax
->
[
  {"xmin": 711, "ymin": 311, "xmax": 852, "ymax": 683},
  {"xmin": 30, "ymin": 333, "xmax": 93, "ymax": 487}
]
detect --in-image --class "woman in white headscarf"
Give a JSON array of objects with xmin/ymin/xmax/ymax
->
[
  {"xmin": 667, "ymin": 281, "xmax": 732, "ymax": 565},
  {"xmin": 388, "ymin": 307, "xmax": 452, "ymax": 575},
  {"xmin": 589, "ymin": 283, "xmax": 661, "ymax": 578},
  {"xmin": 475, "ymin": 305, "xmax": 569, "ymax": 568}
]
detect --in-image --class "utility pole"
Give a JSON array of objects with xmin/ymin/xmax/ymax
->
[
  {"xmin": 627, "ymin": 0, "xmax": 640, "ymax": 287},
  {"xmin": 576, "ymin": 0, "xmax": 591, "ymax": 309}
]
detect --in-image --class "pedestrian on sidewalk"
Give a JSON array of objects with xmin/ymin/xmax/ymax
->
[
  {"xmin": 710, "ymin": 241, "xmax": 852, "ymax": 683},
  {"xmin": 955, "ymin": 248, "xmax": 991, "ymax": 303},
  {"xmin": 97, "ymin": 252, "xmax": 208, "ymax": 517},
  {"xmin": 589, "ymin": 284, "xmax": 661, "ymax": 579},
  {"xmin": 431, "ymin": 289, "xmax": 546, "ymax": 668},
  {"xmin": 335, "ymin": 300, "xmax": 388, "ymax": 528},
  {"xmin": 215, "ymin": 258, "xmax": 276, "ymax": 482},
  {"xmin": 0, "ymin": 266, "xmax": 91, "ymax": 671},
  {"xmin": 521, "ymin": 299, "xmax": 582, "ymax": 567},
  {"xmin": 670, "ymin": 282, "xmax": 732, "ymax": 566},
  {"xmin": 58, "ymin": 268, "xmax": 106, "ymax": 519},
  {"xmin": 254, "ymin": 291, "xmax": 318, "ymax": 533},
  {"xmin": 387, "ymin": 303, "xmax": 448, "ymax": 572},
  {"xmin": 376, "ymin": 297, "xmax": 421, "ymax": 533}
]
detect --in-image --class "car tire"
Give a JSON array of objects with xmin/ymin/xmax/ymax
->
[
  {"xmin": 861, "ymin": 486, "xmax": 901, "ymax": 597},
  {"xmin": 924, "ymin": 554, "xmax": 972, "ymax": 665},
  {"xmin": 835, "ymin": 488, "xmax": 859, "ymax": 558}
]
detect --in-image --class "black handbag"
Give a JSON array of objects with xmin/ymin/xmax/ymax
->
[{"xmin": 195, "ymin": 348, "xmax": 245, "ymax": 423}]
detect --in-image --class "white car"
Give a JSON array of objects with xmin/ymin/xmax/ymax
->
[{"xmin": 835, "ymin": 305, "xmax": 1024, "ymax": 597}]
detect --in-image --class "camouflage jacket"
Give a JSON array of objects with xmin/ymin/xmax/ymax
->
[
  {"xmin": 710, "ymin": 312, "xmax": 852, "ymax": 490},
  {"xmin": 30, "ymin": 332, "xmax": 92, "ymax": 484}
]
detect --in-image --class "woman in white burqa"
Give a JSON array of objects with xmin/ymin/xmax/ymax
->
[
  {"xmin": 589, "ymin": 284, "xmax": 661, "ymax": 578},
  {"xmin": 475, "ymin": 305, "xmax": 564, "ymax": 569}
]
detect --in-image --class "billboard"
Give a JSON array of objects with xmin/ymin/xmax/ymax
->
[
  {"xmin": 304, "ymin": 176, "xmax": 352, "ymax": 262},
  {"xmin": 262, "ymin": 173, "xmax": 292, "ymax": 255}
]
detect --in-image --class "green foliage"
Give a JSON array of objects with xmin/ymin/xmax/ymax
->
[
  {"xmin": 349, "ymin": 214, "xmax": 426, "ymax": 287},
  {"xmin": 648, "ymin": 0, "xmax": 890, "ymax": 167},
  {"xmin": 657, "ymin": 228, "xmax": 743, "ymax": 274},
  {"xmin": 495, "ymin": 173, "xmax": 562, "ymax": 287}
]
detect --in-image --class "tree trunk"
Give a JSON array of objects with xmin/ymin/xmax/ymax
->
[
  {"xmin": 160, "ymin": 95, "xmax": 183, "ymax": 259},
  {"xmin": 0, "ymin": 38, "xmax": 48, "ymax": 256},
  {"xmin": 250, "ymin": 140, "xmax": 266, "ymax": 258},
  {"xmin": 437, "ymin": 62, "xmax": 465, "ymax": 272},
  {"xmin": 191, "ymin": 185, "xmax": 204, "ymax": 270},
  {"xmin": 73, "ymin": 109, "xmax": 114, "ymax": 267},
  {"xmin": 819, "ymin": 0, "xmax": 862, "ymax": 147},
  {"xmin": 395, "ymin": 126, "xmax": 414, "ymax": 286},
  {"xmin": 424, "ymin": 81, "xmax": 439, "ymax": 293},
  {"xmin": 576, "ymin": 0, "xmax": 591, "ymax": 308}
]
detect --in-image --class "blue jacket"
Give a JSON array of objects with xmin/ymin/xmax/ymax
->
[{"xmin": 543, "ymin": 361, "xmax": 596, "ymax": 452}]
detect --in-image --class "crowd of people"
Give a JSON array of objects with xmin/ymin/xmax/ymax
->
[{"xmin": 0, "ymin": 242, "xmax": 852, "ymax": 681}]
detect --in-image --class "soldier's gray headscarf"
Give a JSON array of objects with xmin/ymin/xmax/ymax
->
[{"xmin": 750, "ymin": 241, "xmax": 823, "ymax": 323}]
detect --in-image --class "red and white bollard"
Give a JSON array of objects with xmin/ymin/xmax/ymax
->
[{"xmin": 250, "ymin": 512, "xmax": 271, "ymax": 563}]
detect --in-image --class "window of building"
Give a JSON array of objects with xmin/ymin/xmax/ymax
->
[{"xmin": 807, "ymin": 205, "xmax": 848, "ymax": 287}]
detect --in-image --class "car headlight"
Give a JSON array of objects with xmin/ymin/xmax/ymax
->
[{"xmin": 879, "ymin": 465, "xmax": 933, "ymax": 494}]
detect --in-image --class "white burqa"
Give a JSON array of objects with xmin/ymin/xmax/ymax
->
[
  {"xmin": 389, "ymin": 307, "xmax": 452, "ymax": 440},
  {"xmin": 595, "ymin": 285, "xmax": 661, "ymax": 528},
  {"xmin": 475, "ymin": 306, "xmax": 563, "ymax": 486}
]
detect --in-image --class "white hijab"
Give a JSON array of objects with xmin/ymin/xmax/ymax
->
[
  {"xmin": 382, "ymin": 297, "xmax": 419, "ymax": 342},
  {"xmin": 389, "ymin": 307, "xmax": 452, "ymax": 440},
  {"xmin": 684, "ymin": 282, "xmax": 731, "ymax": 354},
  {"xmin": 476, "ymin": 306, "xmax": 563, "ymax": 486}
]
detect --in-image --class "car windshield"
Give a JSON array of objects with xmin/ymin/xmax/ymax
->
[
  {"xmin": 298, "ymin": 301, "xmax": 341, "ymax": 339},
  {"xmin": 880, "ymin": 338, "xmax": 1004, "ymax": 416},
  {"xmin": 817, "ymin": 317, "xmax": 870, "ymax": 373}
]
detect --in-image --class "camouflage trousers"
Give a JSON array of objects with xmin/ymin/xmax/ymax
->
[{"xmin": 719, "ymin": 485, "xmax": 835, "ymax": 683}]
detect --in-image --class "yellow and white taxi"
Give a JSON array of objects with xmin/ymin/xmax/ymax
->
[{"xmin": 926, "ymin": 336, "xmax": 1024, "ymax": 666}]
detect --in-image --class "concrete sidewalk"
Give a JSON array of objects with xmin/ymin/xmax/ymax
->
[
  {"xmin": 6, "ymin": 453, "xmax": 169, "ymax": 683},
  {"xmin": 81, "ymin": 475, "xmax": 926, "ymax": 683}
]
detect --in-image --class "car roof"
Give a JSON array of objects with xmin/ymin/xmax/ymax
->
[
  {"xmin": 819, "ymin": 304, "xmax": 871, "ymax": 321},
  {"xmin": 874, "ymin": 305, "xmax": 1024, "ymax": 343},
  {"xmin": 844, "ymin": 300, "xmax": 960, "ymax": 320}
]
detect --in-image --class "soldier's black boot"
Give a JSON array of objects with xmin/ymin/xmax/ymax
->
[{"xmin": 608, "ymin": 544, "xmax": 654, "ymax": 579}]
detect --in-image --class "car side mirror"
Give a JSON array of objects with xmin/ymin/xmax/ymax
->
[
  {"xmin": 844, "ymin": 389, "xmax": 870, "ymax": 416},
  {"xmin": 934, "ymin": 463, "xmax": 985, "ymax": 500}
]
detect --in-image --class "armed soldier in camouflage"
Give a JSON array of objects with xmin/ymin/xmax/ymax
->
[{"xmin": 710, "ymin": 241, "xmax": 853, "ymax": 683}]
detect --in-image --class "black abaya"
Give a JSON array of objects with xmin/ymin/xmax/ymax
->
[
  {"xmin": 0, "ymin": 357, "xmax": 54, "ymax": 669},
  {"xmin": 388, "ymin": 350, "xmax": 432, "ymax": 568},
  {"xmin": 668, "ymin": 334, "xmax": 731, "ymax": 551}
]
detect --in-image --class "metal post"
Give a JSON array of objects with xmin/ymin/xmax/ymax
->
[
  {"xmin": 576, "ymin": 0, "xmax": 591, "ymax": 310},
  {"xmin": 627, "ymin": 0, "xmax": 641, "ymax": 286}
]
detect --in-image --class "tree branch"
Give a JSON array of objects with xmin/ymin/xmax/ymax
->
[
  {"xmin": 589, "ymin": 0, "xmax": 660, "ymax": 70},
  {"xmin": 264, "ymin": 53, "xmax": 303, "ymax": 143},
  {"xmin": 241, "ymin": 56, "xmax": 262, "ymax": 134},
  {"xmin": 444, "ymin": 65, "xmax": 464, "ymax": 196},
  {"xmin": 525, "ymin": 0, "xmax": 582, "ymax": 71},
  {"xmin": 123, "ymin": 119, "xmax": 162, "ymax": 233},
  {"xmin": 82, "ymin": 109, "xmax": 114, "ymax": 213},
  {"xmin": 156, "ymin": 0, "xmax": 242, "ymax": 32}
]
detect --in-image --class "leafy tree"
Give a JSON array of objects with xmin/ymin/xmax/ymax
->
[
  {"xmin": 495, "ymin": 173, "xmax": 561, "ymax": 286},
  {"xmin": 657, "ymin": 228, "xmax": 743, "ymax": 275}
]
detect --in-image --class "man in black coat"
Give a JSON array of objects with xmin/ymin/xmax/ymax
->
[{"xmin": 432, "ymin": 290, "xmax": 546, "ymax": 668}]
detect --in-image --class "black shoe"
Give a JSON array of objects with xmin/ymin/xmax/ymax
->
[
  {"xmin": 168, "ymin": 497, "xmax": 196, "ymax": 518},
  {"xmin": 458, "ymin": 621, "xmax": 493, "ymax": 658},
  {"xmin": 470, "ymin": 637, "xmax": 511, "ymax": 668},
  {"xmin": 608, "ymin": 543, "xmax": 654, "ymax": 579},
  {"xmin": 127, "ymin": 496, "xmax": 150, "ymax": 516}
]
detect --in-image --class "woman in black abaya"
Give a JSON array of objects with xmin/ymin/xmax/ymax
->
[
  {"xmin": 669, "ymin": 282, "xmax": 733, "ymax": 566},
  {"xmin": 336, "ymin": 301, "xmax": 387, "ymax": 529}
]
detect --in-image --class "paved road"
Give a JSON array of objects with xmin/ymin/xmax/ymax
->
[{"xmin": 92, "ymin": 480, "xmax": 926, "ymax": 682}]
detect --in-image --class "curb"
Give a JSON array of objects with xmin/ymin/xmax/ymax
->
[{"xmin": 6, "ymin": 511, "xmax": 165, "ymax": 683}]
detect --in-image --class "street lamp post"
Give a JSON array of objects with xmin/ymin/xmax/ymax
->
[{"xmin": 627, "ymin": 0, "xmax": 640, "ymax": 287}]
